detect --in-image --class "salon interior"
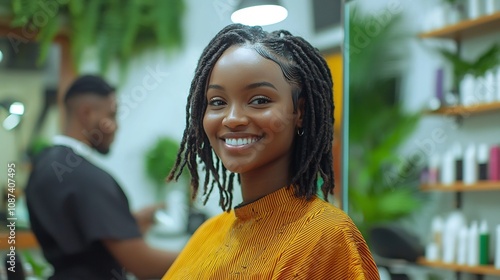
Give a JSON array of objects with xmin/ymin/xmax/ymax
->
[{"xmin": 1, "ymin": 0, "xmax": 500, "ymax": 279}]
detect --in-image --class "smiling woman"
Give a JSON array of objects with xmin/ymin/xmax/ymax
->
[{"xmin": 163, "ymin": 23, "xmax": 380, "ymax": 279}]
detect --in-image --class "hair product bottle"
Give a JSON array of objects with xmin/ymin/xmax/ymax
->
[
  {"xmin": 467, "ymin": 221, "xmax": 479, "ymax": 266},
  {"xmin": 464, "ymin": 144, "xmax": 477, "ymax": 185},
  {"xmin": 495, "ymin": 224, "xmax": 500, "ymax": 269},
  {"xmin": 477, "ymin": 144, "xmax": 490, "ymax": 181},
  {"xmin": 455, "ymin": 144, "xmax": 464, "ymax": 182},
  {"xmin": 442, "ymin": 147, "xmax": 457, "ymax": 185},
  {"xmin": 489, "ymin": 145, "xmax": 500, "ymax": 181},
  {"xmin": 431, "ymin": 216, "xmax": 444, "ymax": 260},
  {"xmin": 443, "ymin": 211, "xmax": 466, "ymax": 263},
  {"xmin": 484, "ymin": 71, "xmax": 496, "ymax": 103},
  {"xmin": 429, "ymin": 155, "xmax": 440, "ymax": 185},
  {"xmin": 457, "ymin": 226, "xmax": 468, "ymax": 265},
  {"xmin": 479, "ymin": 220, "xmax": 490, "ymax": 265},
  {"xmin": 484, "ymin": 0, "xmax": 498, "ymax": 14}
]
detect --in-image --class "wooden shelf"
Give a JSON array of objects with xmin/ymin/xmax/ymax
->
[
  {"xmin": 421, "ymin": 181, "xmax": 500, "ymax": 192},
  {"xmin": 425, "ymin": 101, "xmax": 500, "ymax": 116},
  {"xmin": 417, "ymin": 257, "xmax": 500, "ymax": 276},
  {"xmin": 419, "ymin": 12, "xmax": 500, "ymax": 40}
]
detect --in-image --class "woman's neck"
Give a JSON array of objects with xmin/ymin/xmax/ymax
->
[{"xmin": 239, "ymin": 154, "xmax": 291, "ymax": 204}]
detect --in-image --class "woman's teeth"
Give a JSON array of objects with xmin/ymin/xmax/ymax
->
[{"xmin": 225, "ymin": 137, "xmax": 259, "ymax": 146}]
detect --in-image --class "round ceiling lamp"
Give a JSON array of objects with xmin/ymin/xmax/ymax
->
[{"xmin": 231, "ymin": 0, "xmax": 288, "ymax": 26}]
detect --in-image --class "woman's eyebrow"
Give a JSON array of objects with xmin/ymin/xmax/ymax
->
[
  {"xmin": 207, "ymin": 84, "xmax": 224, "ymax": 90},
  {"xmin": 244, "ymin": 81, "xmax": 277, "ymax": 90},
  {"xmin": 207, "ymin": 81, "xmax": 277, "ymax": 91}
]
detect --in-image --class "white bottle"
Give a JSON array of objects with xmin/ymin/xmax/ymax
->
[
  {"xmin": 431, "ymin": 216, "xmax": 444, "ymax": 260},
  {"xmin": 461, "ymin": 74, "xmax": 476, "ymax": 106},
  {"xmin": 443, "ymin": 211, "xmax": 466, "ymax": 263},
  {"xmin": 495, "ymin": 224, "xmax": 500, "ymax": 269},
  {"xmin": 485, "ymin": 0, "xmax": 496, "ymax": 14},
  {"xmin": 467, "ymin": 221, "xmax": 479, "ymax": 266},
  {"xmin": 441, "ymin": 150, "xmax": 456, "ymax": 185},
  {"xmin": 484, "ymin": 71, "xmax": 496, "ymax": 103},
  {"xmin": 464, "ymin": 144, "xmax": 478, "ymax": 185},
  {"xmin": 467, "ymin": 0, "xmax": 482, "ymax": 18},
  {"xmin": 457, "ymin": 226, "xmax": 469, "ymax": 264}
]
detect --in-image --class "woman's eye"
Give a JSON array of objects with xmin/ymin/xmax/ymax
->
[
  {"xmin": 208, "ymin": 99, "xmax": 226, "ymax": 106},
  {"xmin": 250, "ymin": 96, "xmax": 271, "ymax": 105}
]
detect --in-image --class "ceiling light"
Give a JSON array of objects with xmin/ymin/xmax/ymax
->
[
  {"xmin": 9, "ymin": 102, "xmax": 25, "ymax": 115},
  {"xmin": 231, "ymin": 0, "xmax": 288, "ymax": 26}
]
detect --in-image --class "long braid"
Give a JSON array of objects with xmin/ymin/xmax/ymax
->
[{"xmin": 168, "ymin": 24, "xmax": 335, "ymax": 211}]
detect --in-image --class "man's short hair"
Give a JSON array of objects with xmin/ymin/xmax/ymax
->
[{"xmin": 64, "ymin": 75, "xmax": 115, "ymax": 103}]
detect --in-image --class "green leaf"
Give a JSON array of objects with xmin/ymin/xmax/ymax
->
[
  {"xmin": 3, "ymin": 0, "xmax": 186, "ymax": 79},
  {"xmin": 36, "ymin": 15, "xmax": 60, "ymax": 66},
  {"xmin": 145, "ymin": 137, "xmax": 189, "ymax": 189},
  {"xmin": 470, "ymin": 44, "xmax": 500, "ymax": 77}
]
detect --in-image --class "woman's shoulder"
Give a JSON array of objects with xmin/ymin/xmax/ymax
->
[
  {"xmin": 190, "ymin": 210, "xmax": 235, "ymax": 235},
  {"xmin": 305, "ymin": 197, "xmax": 360, "ymax": 232}
]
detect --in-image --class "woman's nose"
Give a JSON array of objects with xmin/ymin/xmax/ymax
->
[{"xmin": 222, "ymin": 105, "xmax": 249, "ymax": 129}]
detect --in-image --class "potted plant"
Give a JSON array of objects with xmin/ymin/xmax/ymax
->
[
  {"xmin": 144, "ymin": 136, "xmax": 207, "ymax": 234},
  {"xmin": 438, "ymin": 44, "xmax": 500, "ymax": 103},
  {"xmin": 144, "ymin": 136, "xmax": 189, "ymax": 200}
]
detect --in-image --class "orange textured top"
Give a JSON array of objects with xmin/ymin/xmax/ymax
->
[{"xmin": 163, "ymin": 187, "xmax": 379, "ymax": 279}]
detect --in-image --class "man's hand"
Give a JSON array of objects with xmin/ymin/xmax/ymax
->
[{"xmin": 133, "ymin": 202, "xmax": 165, "ymax": 234}]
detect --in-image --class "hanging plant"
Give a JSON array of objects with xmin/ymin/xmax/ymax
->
[{"xmin": 4, "ymin": 0, "xmax": 185, "ymax": 74}]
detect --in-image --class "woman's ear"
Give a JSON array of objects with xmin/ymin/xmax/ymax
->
[{"xmin": 296, "ymin": 97, "xmax": 305, "ymax": 128}]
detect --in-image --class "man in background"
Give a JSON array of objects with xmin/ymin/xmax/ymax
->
[{"xmin": 26, "ymin": 75, "xmax": 176, "ymax": 279}]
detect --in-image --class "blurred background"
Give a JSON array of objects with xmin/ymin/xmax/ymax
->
[{"xmin": 0, "ymin": 0, "xmax": 500, "ymax": 279}]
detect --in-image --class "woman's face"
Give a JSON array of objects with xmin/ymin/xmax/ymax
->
[{"xmin": 203, "ymin": 45, "xmax": 303, "ymax": 174}]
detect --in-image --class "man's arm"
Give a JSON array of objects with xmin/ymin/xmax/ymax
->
[
  {"xmin": 133, "ymin": 203, "xmax": 165, "ymax": 234},
  {"xmin": 103, "ymin": 238, "xmax": 177, "ymax": 279}
]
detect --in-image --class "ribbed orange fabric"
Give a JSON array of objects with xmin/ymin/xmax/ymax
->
[{"xmin": 163, "ymin": 187, "xmax": 379, "ymax": 279}]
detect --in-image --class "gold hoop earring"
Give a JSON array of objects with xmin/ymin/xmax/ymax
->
[{"xmin": 297, "ymin": 128, "xmax": 304, "ymax": 136}]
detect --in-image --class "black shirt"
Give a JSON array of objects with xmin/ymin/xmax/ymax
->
[{"xmin": 26, "ymin": 145, "xmax": 141, "ymax": 280}]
